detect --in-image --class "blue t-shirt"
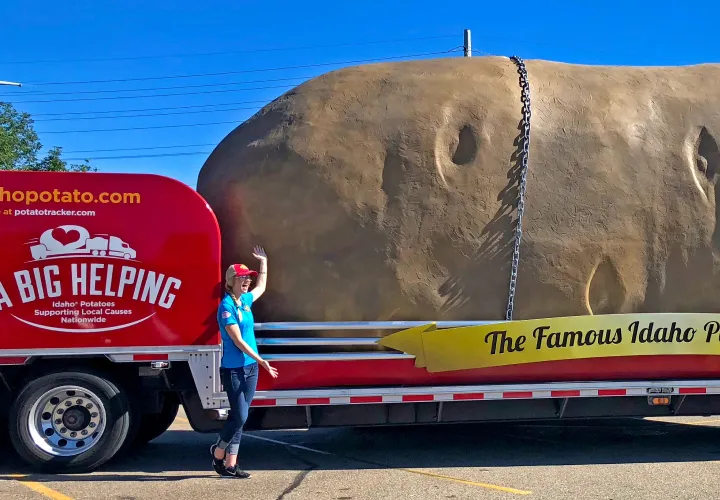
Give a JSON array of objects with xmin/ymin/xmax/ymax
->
[{"xmin": 217, "ymin": 292, "xmax": 258, "ymax": 368}]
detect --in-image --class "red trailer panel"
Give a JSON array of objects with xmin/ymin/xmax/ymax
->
[
  {"xmin": 255, "ymin": 355, "xmax": 720, "ymax": 391},
  {"xmin": 0, "ymin": 171, "xmax": 221, "ymax": 350}
]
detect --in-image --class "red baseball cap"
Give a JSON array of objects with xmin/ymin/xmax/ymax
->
[{"xmin": 225, "ymin": 263, "xmax": 258, "ymax": 285}]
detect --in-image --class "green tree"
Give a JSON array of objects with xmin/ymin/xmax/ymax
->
[{"xmin": 0, "ymin": 102, "xmax": 94, "ymax": 172}]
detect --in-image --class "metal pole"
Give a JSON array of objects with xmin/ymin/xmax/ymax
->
[
  {"xmin": 464, "ymin": 29, "xmax": 472, "ymax": 57},
  {"xmin": 0, "ymin": 80, "xmax": 22, "ymax": 87}
]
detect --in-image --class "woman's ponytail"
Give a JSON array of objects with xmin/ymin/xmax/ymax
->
[{"xmin": 225, "ymin": 281, "xmax": 238, "ymax": 303}]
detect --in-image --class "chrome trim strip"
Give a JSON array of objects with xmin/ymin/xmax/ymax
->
[
  {"xmin": 256, "ymin": 337, "xmax": 381, "ymax": 346},
  {"xmin": 254, "ymin": 320, "xmax": 498, "ymax": 331},
  {"xmin": 263, "ymin": 353, "xmax": 414, "ymax": 361},
  {"xmin": 245, "ymin": 379, "xmax": 720, "ymax": 401},
  {"xmin": 0, "ymin": 345, "xmax": 220, "ymax": 357}
]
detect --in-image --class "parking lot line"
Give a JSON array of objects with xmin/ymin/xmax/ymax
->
[
  {"xmin": 5, "ymin": 475, "xmax": 73, "ymax": 500},
  {"xmin": 245, "ymin": 433, "xmax": 333, "ymax": 455},
  {"xmin": 244, "ymin": 434, "xmax": 532, "ymax": 495},
  {"xmin": 398, "ymin": 468, "xmax": 532, "ymax": 495}
]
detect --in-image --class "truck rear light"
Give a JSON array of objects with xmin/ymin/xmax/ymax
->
[
  {"xmin": 150, "ymin": 361, "xmax": 170, "ymax": 369},
  {"xmin": 648, "ymin": 396, "xmax": 671, "ymax": 406}
]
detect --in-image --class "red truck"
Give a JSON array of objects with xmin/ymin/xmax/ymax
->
[{"xmin": 3, "ymin": 170, "xmax": 720, "ymax": 473}]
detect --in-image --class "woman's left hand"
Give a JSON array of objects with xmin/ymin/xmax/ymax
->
[
  {"xmin": 260, "ymin": 359, "xmax": 279, "ymax": 378},
  {"xmin": 252, "ymin": 246, "xmax": 267, "ymax": 262}
]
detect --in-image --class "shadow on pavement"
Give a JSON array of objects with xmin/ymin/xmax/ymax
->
[{"xmin": 2, "ymin": 417, "xmax": 720, "ymax": 482}]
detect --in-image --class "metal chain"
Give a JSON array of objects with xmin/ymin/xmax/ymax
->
[{"xmin": 505, "ymin": 55, "xmax": 532, "ymax": 321}]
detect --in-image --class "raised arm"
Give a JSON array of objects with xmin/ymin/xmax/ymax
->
[{"xmin": 250, "ymin": 245, "xmax": 267, "ymax": 301}]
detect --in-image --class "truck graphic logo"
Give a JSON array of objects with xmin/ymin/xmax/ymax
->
[{"xmin": 28, "ymin": 225, "xmax": 137, "ymax": 261}]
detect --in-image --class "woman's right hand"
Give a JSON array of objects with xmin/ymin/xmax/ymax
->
[
  {"xmin": 260, "ymin": 359, "xmax": 279, "ymax": 378},
  {"xmin": 252, "ymin": 246, "xmax": 268, "ymax": 263}
]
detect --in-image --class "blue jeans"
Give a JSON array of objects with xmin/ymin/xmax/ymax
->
[{"xmin": 216, "ymin": 363, "xmax": 258, "ymax": 455}]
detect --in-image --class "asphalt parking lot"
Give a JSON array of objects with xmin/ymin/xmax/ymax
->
[{"xmin": 3, "ymin": 411, "xmax": 720, "ymax": 500}]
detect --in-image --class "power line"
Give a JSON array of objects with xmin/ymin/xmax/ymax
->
[
  {"xmin": 30, "ymin": 100, "xmax": 270, "ymax": 117},
  {"xmin": 0, "ymin": 75, "xmax": 313, "ymax": 96},
  {"xmin": 471, "ymin": 48, "xmax": 496, "ymax": 57},
  {"xmin": 32, "ymin": 106, "xmax": 259, "ymax": 122},
  {"xmin": 6, "ymin": 83, "xmax": 296, "ymax": 104},
  {"xmin": 62, "ymin": 143, "xmax": 217, "ymax": 154},
  {"xmin": 8, "ymin": 49, "xmax": 463, "ymax": 104},
  {"xmin": 25, "ymin": 49, "xmax": 463, "ymax": 86},
  {"xmin": 38, "ymin": 120, "xmax": 240, "ymax": 134},
  {"xmin": 62, "ymin": 151, "xmax": 213, "ymax": 161},
  {"xmin": 3, "ymin": 35, "xmax": 459, "ymax": 65}
]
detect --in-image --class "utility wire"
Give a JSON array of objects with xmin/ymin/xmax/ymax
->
[
  {"xmin": 39, "ymin": 120, "xmax": 240, "ymax": 134},
  {"xmin": 471, "ymin": 48, "xmax": 496, "ymax": 57},
  {"xmin": 30, "ymin": 100, "xmax": 270, "ymax": 117},
  {"xmin": 32, "ymin": 106, "xmax": 259, "ymax": 122},
  {"xmin": 8, "ymin": 49, "xmax": 462, "ymax": 104},
  {"xmin": 27, "ymin": 48, "xmax": 466, "ymax": 142},
  {"xmin": 2, "ymin": 35, "xmax": 459, "ymax": 65},
  {"xmin": 0, "ymin": 75, "xmax": 313, "ymax": 97},
  {"xmin": 25, "ymin": 49, "xmax": 463, "ymax": 86},
  {"xmin": 9, "ymin": 49, "xmax": 463, "ymax": 104},
  {"xmin": 7, "ymin": 83, "xmax": 296, "ymax": 104},
  {"xmin": 62, "ymin": 143, "xmax": 217, "ymax": 154},
  {"xmin": 62, "ymin": 151, "xmax": 213, "ymax": 161}
]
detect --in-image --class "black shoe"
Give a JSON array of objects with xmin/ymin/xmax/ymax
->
[
  {"xmin": 210, "ymin": 445, "xmax": 227, "ymax": 476},
  {"xmin": 225, "ymin": 465, "xmax": 251, "ymax": 479}
]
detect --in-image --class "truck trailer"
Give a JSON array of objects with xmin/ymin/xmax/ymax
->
[{"xmin": 3, "ymin": 170, "xmax": 720, "ymax": 473}]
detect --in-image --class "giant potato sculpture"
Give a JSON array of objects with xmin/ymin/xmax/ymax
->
[{"xmin": 196, "ymin": 56, "xmax": 720, "ymax": 325}]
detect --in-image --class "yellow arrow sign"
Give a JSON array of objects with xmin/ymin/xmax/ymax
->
[{"xmin": 376, "ymin": 313, "xmax": 720, "ymax": 373}]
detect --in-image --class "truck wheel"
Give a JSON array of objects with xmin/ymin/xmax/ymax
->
[
  {"xmin": 9, "ymin": 371, "xmax": 131, "ymax": 473},
  {"xmin": 133, "ymin": 393, "xmax": 180, "ymax": 446},
  {"xmin": 0, "ymin": 417, "xmax": 8, "ymax": 445}
]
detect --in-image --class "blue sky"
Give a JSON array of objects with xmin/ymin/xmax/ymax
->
[{"xmin": 0, "ymin": 1, "xmax": 717, "ymax": 189}]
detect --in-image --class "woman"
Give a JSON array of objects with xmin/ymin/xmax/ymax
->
[{"xmin": 210, "ymin": 245, "xmax": 279, "ymax": 478}]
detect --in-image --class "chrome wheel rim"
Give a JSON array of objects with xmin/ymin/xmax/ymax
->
[{"xmin": 28, "ymin": 385, "xmax": 106, "ymax": 457}]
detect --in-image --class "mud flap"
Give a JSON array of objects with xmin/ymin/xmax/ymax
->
[{"xmin": 178, "ymin": 389, "xmax": 224, "ymax": 433}]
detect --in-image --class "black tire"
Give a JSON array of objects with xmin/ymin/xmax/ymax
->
[
  {"xmin": 0, "ymin": 417, "xmax": 8, "ymax": 446},
  {"xmin": 9, "ymin": 370, "xmax": 132, "ymax": 473},
  {"xmin": 132, "ymin": 392, "xmax": 180, "ymax": 447}
]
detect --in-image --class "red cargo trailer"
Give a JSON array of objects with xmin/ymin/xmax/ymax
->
[{"xmin": 3, "ymin": 170, "xmax": 720, "ymax": 473}]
